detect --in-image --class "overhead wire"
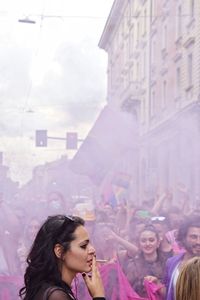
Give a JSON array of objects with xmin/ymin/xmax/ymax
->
[{"xmin": 0, "ymin": 10, "xmax": 199, "ymax": 20}]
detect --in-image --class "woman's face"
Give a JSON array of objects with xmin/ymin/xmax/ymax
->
[
  {"xmin": 62, "ymin": 225, "xmax": 95, "ymax": 275},
  {"xmin": 139, "ymin": 230, "xmax": 160, "ymax": 255}
]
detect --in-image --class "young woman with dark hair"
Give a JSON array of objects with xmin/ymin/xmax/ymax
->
[
  {"xmin": 126, "ymin": 225, "xmax": 168, "ymax": 298},
  {"xmin": 19, "ymin": 215, "xmax": 105, "ymax": 300}
]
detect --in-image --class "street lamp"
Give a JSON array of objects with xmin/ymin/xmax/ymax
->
[{"xmin": 18, "ymin": 17, "xmax": 36, "ymax": 24}]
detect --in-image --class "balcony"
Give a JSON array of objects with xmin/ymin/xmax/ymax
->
[
  {"xmin": 120, "ymin": 80, "xmax": 141, "ymax": 103},
  {"xmin": 183, "ymin": 36, "xmax": 195, "ymax": 49}
]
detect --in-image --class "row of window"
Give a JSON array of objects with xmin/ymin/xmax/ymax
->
[
  {"xmin": 150, "ymin": 51, "xmax": 193, "ymax": 118},
  {"xmin": 108, "ymin": 0, "xmax": 196, "ymax": 120},
  {"xmin": 128, "ymin": 0, "xmax": 196, "ymax": 51}
]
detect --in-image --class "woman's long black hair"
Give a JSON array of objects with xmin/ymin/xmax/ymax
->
[{"xmin": 19, "ymin": 215, "xmax": 84, "ymax": 300}]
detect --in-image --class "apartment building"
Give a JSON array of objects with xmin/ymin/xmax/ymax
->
[{"xmin": 99, "ymin": 0, "xmax": 200, "ymax": 206}]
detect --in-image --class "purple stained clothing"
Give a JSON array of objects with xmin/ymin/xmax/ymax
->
[
  {"xmin": 144, "ymin": 280, "xmax": 164, "ymax": 300},
  {"xmin": 164, "ymin": 252, "xmax": 185, "ymax": 300},
  {"xmin": 75, "ymin": 262, "xmax": 148, "ymax": 300}
]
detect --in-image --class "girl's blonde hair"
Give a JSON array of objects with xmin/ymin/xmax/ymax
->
[{"xmin": 176, "ymin": 256, "xmax": 200, "ymax": 300}]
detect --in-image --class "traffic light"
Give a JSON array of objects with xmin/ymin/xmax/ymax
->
[
  {"xmin": 0, "ymin": 152, "xmax": 3, "ymax": 165},
  {"xmin": 66, "ymin": 132, "xmax": 78, "ymax": 149},
  {"xmin": 35, "ymin": 130, "xmax": 47, "ymax": 147}
]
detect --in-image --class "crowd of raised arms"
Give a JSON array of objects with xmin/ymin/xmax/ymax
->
[{"xmin": 0, "ymin": 189, "xmax": 200, "ymax": 300}]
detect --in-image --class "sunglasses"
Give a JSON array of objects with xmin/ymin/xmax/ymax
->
[
  {"xmin": 151, "ymin": 216, "xmax": 166, "ymax": 222},
  {"xmin": 65, "ymin": 215, "xmax": 75, "ymax": 221},
  {"xmin": 47, "ymin": 215, "xmax": 76, "ymax": 223}
]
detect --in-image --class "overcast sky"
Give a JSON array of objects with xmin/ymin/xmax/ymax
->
[{"xmin": 0, "ymin": 0, "xmax": 114, "ymax": 185}]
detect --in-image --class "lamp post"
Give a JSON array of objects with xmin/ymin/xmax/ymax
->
[{"xmin": 18, "ymin": 17, "xmax": 36, "ymax": 24}]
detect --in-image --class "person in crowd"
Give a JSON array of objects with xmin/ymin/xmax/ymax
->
[
  {"xmin": 141, "ymin": 191, "xmax": 170, "ymax": 216},
  {"xmin": 128, "ymin": 213, "xmax": 149, "ymax": 243},
  {"xmin": 17, "ymin": 217, "xmax": 42, "ymax": 273},
  {"xmin": 176, "ymin": 256, "xmax": 200, "ymax": 300},
  {"xmin": 165, "ymin": 207, "xmax": 185, "ymax": 254},
  {"xmin": 0, "ymin": 196, "xmax": 21, "ymax": 274},
  {"xmin": 150, "ymin": 215, "xmax": 173, "ymax": 255},
  {"xmin": 46, "ymin": 191, "xmax": 67, "ymax": 215},
  {"xmin": 93, "ymin": 222, "xmax": 117, "ymax": 263},
  {"xmin": 191, "ymin": 207, "xmax": 200, "ymax": 216},
  {"xmin": 104, "ymin": 216, "xmax": 147, "ymax": 275},
  {"xmin": 167, "ymin": 206, "xmax": 183, "ymax": 231},
  {"xmin": 114, "ymin": 203, "xmax": 128, "ymax": 236},
  {"xmin": 164, "ymin": 214, "xmax": 200, "ymax": 300},
  {"xmin": 125, "ymin": 225, "xmax": 168, "ymax": 298},
  {"xmin": 19, "ymin": 214, "xmax": 105, "ymax": 300}
]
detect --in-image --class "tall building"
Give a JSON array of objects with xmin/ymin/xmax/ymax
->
[{"xmin": 99, "ymin": 0, "xmax": 200, "ymax": 207}]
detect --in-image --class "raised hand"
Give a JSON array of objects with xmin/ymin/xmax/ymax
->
[{"xmin": 82, "ymin": 256, "xmax": 105, "ymax": 298}]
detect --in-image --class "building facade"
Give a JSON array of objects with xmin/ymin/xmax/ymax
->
[{"xmin": 99, "ymin": 0, "xmax": 200, "ymax": 207}]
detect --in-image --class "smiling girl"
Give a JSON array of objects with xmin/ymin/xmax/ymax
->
[{"xmin": 126, "ymin": 225, "xmax": 168, "ymax": 298}]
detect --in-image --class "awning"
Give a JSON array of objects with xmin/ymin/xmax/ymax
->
[{"xmin": 70, "ymin": 105, "xmax": 138, "ymax": 185}]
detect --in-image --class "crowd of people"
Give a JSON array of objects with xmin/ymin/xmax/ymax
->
[{"xmin": 0, "ymin": 188, "xmax": 200, "ymax": 299}]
